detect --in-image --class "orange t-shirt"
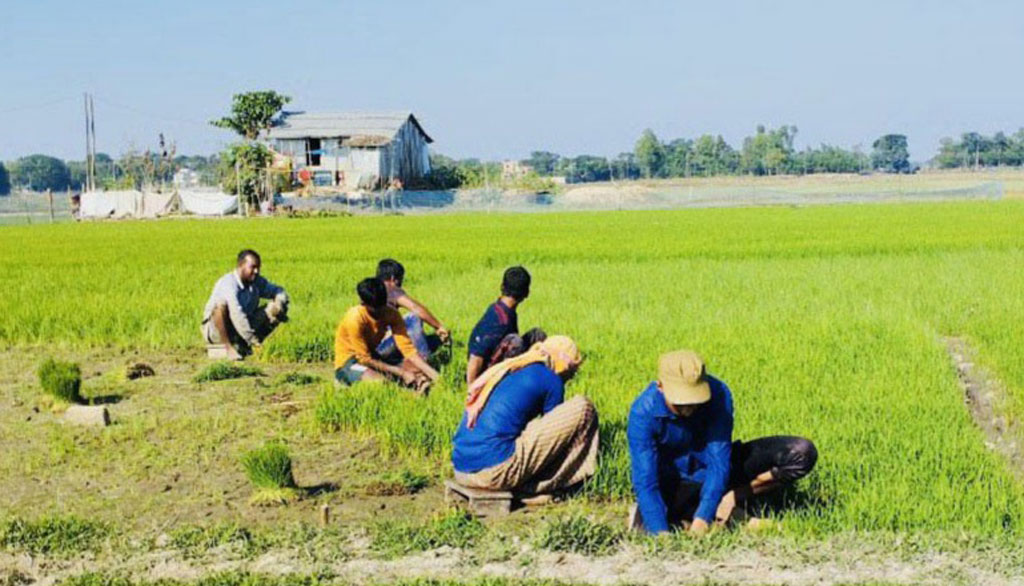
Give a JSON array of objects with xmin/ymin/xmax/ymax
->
[{"xmin": 334, "ymin": 304, "xmax": 417, "ymax": 368}]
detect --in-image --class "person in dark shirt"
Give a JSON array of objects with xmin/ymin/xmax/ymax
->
[
  {"xmin": 453, "ymin": 335, "xmax": 598, "ymax": 499},
  {"xmin": 466, "ymin": 266, "xmax": 546, "ymax": 384},
  {"xmin": 627, "ymin": 350, "xmax": 818, "ymax": 534}
]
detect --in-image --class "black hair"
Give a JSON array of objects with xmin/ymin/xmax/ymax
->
[
  {"xmin": 376, "ymin": 258, "xmax": 405, "ymax": 283},
  {"xmin": 237, "ymin": 249, "xmax": 261, "ymax": 265},
  {"xmin": 501, "ymin": 266, "xmax": 531, "ymax": 301},
  {"xmin": 357, "ymin": 277, "xmax": 388, "ymax": 308}
]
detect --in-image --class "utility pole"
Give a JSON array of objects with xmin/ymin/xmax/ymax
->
[
  {"xmin": 83, "ymin": 93, "xmax": 92, "ymax": 192},
  {"xmin": 89, "ymin": 94, "xmax": 97, "ymax": 190}
]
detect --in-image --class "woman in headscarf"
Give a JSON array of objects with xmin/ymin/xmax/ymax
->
[{"xmin": 451, "ymin": 335, "xmax": 599, "ymax": 498}]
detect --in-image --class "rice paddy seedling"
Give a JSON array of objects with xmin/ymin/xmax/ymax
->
[
  {"xmin": 0, "ymin": 516, "xmax": 109, "ymax": 556},
  {"xmin": 535, "ymin": 513, "xmax": 623, "ymax": 556},
  {"xmin": 36, "ymin": 358, "xmax": 82, "ymax": 405},
  {"xmin": 370, "ymin": 508, "xmax": 485, "ymax": 557},
  {"xmin": 240, "ymin": 441, "xmax": 299, "ymax": 505},
  {"xmin": 5, "ymin": 201, "xmax": 1024, "ymax": 542},
  {"xmin": 193, "ymin": 362, "xmax": 264, "ymax": 383}
]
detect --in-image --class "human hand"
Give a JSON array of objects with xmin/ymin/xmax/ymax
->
[
  {"xmin": 689, "ymin": 518, "xmax": 710, "ymax": 536},
  {"xmin": 715, "ymin": 491, "xmax": 736, "ymax": 525},
  {"xmin": 400, "ymin": 370, "xmax": 418, "ymax": 386},
  {"xmin": 437, "ymin": 327, "xmax": 450, "ymax": 343},
  {"xmin": 227, "ymin": 345, "xmax": 243, "ymax": 361}
]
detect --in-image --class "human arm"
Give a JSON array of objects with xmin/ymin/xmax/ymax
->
[
  {"xmin": 693, "ymin": 396, "xmax": 734, "ymax": 527},
  {"xmin": 390, "ymin": 312, "xmax": 439, "ymax": 381},
  {"xmin": 256, "ymin": 275, "xmax": 289, "ymax": 305},
  {"xmin": 466, "ymin": 354, "xmax": 485, "ymax": 385},
  {"xmin": 541, "ymin": 371, "xmax": 565, "ymax": 415},
  {"xmin": 627, "ymin": 410, "xmax": 671, "ymax": 534},
  {"xmin": 396, "ymin": 293, "xmax": 449, "ymax": 341}
]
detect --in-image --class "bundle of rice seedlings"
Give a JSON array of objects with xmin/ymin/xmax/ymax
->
[
  {"xmin": 193, "ymin": 362, "xmax": 263, "ymax": 383},
  {"xmin": 37, "ymin": 358, "xmax": 83, "ymax": 407},
  {"xmin": 240, "ymin": 441, "xmax": 299, "ymax": 505}
]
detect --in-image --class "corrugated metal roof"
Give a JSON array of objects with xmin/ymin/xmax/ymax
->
[{"xmin": 267, "ymin": 111, "xmax": 433, "ymax": 144}]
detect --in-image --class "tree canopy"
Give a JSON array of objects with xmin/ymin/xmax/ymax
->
[
  {"xmin": 0, "ymin": 162, "xmax": 10, "ymax": 196},
  {"xmin": 211, "ymin": 91, "xmax": 291, "ymax": 140},
  {"xmin": 871, "ymin": 134, "xmax": 910, "ymax": 173},
  {"xmin": 9, "ymin": 155, "xmax": 71, "ymax": 192}
]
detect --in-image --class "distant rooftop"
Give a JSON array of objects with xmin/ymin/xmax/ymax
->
[{"xmin": 267, "ymin": 111, "xmax": 433, "ymax": 145}]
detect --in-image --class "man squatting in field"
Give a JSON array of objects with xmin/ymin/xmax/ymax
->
[
  {"xmin": 452, "ymin": 335, "xmax": 599, "ymax": 501},
  {"xmin": 466, "ymin": 266, "xmax": 547, "ymax": 385},
  {"xmin": 201, "ymin": 249, "xmax": 289, "ymax": 361},
  {"xmin": 627, "ymin": 350, "xmax": 818, "ymax": 535},
  {"xmin": 333, "ymin": 277, "xmax": 440, "ymax": 392},
  {"xmin": 373, "ymin": 258, "xmax": 451, "ymax": 363}
]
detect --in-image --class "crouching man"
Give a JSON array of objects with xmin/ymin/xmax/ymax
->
[
  {"xmin": 333, "ymin": 277, "xmax": 440, "ymax": 392},
  {"xmin": 452, "ymin": 336, "xmax": 598, "ymax": 500},
  {"xmin": 201, "ymin": 249, "xmax": 289, "ymax": 360},
  {"xmin": 627, "ymin": 350, "xmax": 818, "ymax": 534}
]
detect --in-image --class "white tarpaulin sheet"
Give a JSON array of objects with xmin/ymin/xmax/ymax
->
[
  {"xmin": 81, "ymin": 191, "xmax": 178, "ymax": 219},
  {"xmin": 179, "ymin": 190, "xmax": 238, "ymax": 216}
]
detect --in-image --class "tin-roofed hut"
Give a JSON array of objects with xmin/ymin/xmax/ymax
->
[{"xmin": 267, "ymin": 111, "xmax": 433, "ymax": 189}]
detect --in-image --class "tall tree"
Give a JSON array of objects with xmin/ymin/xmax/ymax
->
[
  {"xmin": 0, "ymin": 162, "xmax": 10, "ymax": 195},
  {"xmin": 871, "ymin": 134, "xmax": 910, "ymax": 173},
  {"xmin": 523, "ymin": 151, "xmax": 561, "ymax": 176},
  {"xmin": 9, "ymin": 155, "xmax": 71, "ymax": 191},
  {"xmin": 211, "ymin": 91, "xmax": 291, "ymax": 139},
  {"xmin": 634, "ymin": 129, "xmax": 665, "ymax": 179}
]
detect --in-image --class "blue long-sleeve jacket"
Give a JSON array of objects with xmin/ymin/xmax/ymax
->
[{"xmin": 626, "ymin": 377, "xmax": 734, "ymax": 533}]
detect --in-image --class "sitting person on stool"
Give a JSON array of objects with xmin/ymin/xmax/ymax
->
[
  {"xmin": 452, "ymin": 335, "xmax": 598, "ymax": 500},
  {"xmin": 627, "ymin": 350, "xmax": 818, "ymax": 534},
  {"xmin": 201, "ymin": 249, "xmax": 289, "ymax": 360}
]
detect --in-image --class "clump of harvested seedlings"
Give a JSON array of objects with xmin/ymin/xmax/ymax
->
[
  {"xmin": 0, "ymin": 516, "xmax": 109, "ymax": 556},
  {"xmin": 193, "ymin": 362, "xmax": 264, "ymax": 383},
  {"xmin": 370, "ymin": 508, "xmax": 485, "ymax": 557},
  {"xmin": 536, "ymin": 513, "xmax": 623, "ymax": 556},
  {"xmin": 240, "ymin": 441, "xmax": 298, "ymax": 505},
  {"xmin": 275, "ymin": 371, "xmax": 320, "ymax": 386},
  {"xmin": 37, "ymin": 358, "xmax": 82, "ymax": 406},
  {"xmin": 365, "ymin": 469, "xmax": 430, "ymax": 496}
]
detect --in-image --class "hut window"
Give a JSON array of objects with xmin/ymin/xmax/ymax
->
[{"xmin": 307, "ymin": 138, "xmax": 322, "ymax": 166}]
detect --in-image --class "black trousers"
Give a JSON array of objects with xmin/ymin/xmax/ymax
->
[{"xmin": 666, "ymin": 435, "xmax": 817, "ymax": 523}]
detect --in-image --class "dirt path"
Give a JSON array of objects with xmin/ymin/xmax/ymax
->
[
  {"xmin": 4, "ymin": 542, "xmax": 1024, "ymax": 586},
  {"xmin": 944, "ymin": 337, "xmax": 1024, "ymax": 479}
]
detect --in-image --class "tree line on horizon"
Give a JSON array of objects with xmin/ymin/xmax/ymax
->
[{"xmin": 3, "ymin": 124, "xmax": 1024, "ymax": 195}]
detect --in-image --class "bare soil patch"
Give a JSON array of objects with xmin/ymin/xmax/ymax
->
[{"xmin": 945, "ymin": 336, "xmax": 1024, "ymax": 479}]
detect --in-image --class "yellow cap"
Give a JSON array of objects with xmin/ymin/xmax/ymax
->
[{"xmin": 658, "ymin": 350, "xmax": 711, "ymax": 405}]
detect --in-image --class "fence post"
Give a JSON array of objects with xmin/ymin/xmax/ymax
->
[{"xmin": 47, "ymin": 189, "xmax": 54, "ymax": 223}]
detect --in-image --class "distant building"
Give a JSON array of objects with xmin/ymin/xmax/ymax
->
[
  {"xmin": 173, "ymin": 168, "xmax": 200, "ymax": 188},
  {"xmin": 267, "ymin": 112, "xmax": 433, "ymax": 190},
  {"xmin": 502, "ymin": 160, "xmax": 533, "ymax": 180}
]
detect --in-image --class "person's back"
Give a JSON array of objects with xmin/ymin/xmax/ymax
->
[{"xmin": 452, "ymin": 363, "xmax": 563, "ymax": 473}]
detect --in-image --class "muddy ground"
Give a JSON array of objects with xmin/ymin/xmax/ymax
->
[{"xmin": 3, "ymin": 345, "xmax": 1024, "ymax": 585}]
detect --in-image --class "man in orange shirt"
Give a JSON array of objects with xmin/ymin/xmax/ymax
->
[{"xmin": 334, "ymin": 277, "xmax": 440, "ymax": 392}]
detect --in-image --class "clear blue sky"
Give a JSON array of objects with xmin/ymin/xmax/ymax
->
[{"xmin": 1, "ymin": 0, "xmax": 1022, "ymax": 163}]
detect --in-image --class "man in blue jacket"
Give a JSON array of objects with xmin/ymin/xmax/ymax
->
[{"xmin": 627, "ymin": 350, "xmax": 817, "ymax": 534}]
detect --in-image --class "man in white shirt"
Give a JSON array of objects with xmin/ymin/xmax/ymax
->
[{"xmin": 201, "ymin": 249, "xmax": 289, "ymax": 360}]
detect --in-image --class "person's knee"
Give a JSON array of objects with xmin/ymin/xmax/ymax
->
[
  {"xmin": 567, "ymin": 395, "xmax": 598, "ymax": 428},
  {"xmin": 211, "ymin": 303, "xmax": 229, "ymax": 322}
]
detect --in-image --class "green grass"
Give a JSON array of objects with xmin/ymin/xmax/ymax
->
[
  {"xmin": 36, "ymin": 358, "xmax": 82, "ymax": 405},
  {"xmin": 240, "ymin": 441, "xmax": 298, "ymax": 504},
  {"xmin": 4, "ymin": 202, "xmax": 1024, "ymax": 540},
  {"xmin": 0, "ymin": 516, "xmax": 109, "ymax": 555},
  {"xmin": 194, "ymin": 362, "xmax": 264, "ymax": 383},
  {"xmin": 534, "ymin": 513, "xmax": 623, "ymax": 556},
  {"xmin": 370, "ymin": 509, "xmax": 486, "ymax": 557},
  {"xmin": 167, "ymin": 523, "xmax": 269, "ymax": 558},
  {"xmin": 275, "ymin": 371, "xmax": 320, "ymax": 386}
]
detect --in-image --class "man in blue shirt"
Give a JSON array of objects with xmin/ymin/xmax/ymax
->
[
  {"xmin": 453, "ymin": 336, "xmax": 597, "ymax": 498},
  {"xmin": 466, "ymin": 266, "xmax": 546, "ymax": 384},
  {"xmin": 627, "ymin": 350, "xmax": 817, "ymax": 534}
]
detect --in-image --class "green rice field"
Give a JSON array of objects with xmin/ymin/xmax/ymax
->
[{"xmin": 3, "ymin": 200, "xmax": 1024, "ymax": 539}]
